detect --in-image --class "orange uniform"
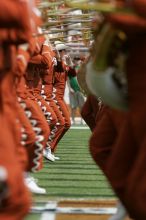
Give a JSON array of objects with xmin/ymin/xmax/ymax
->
[
  {"xmin": 93, "ymin": 1, "xmax": 146, "ymax": 218},
  {"xmin": 52, "ymin": 61, "xmax": 72, "ymax": 148},
  {"xmin": 40, "ymin": 43, "xmax": 66, "ymax": 152},
  {"xmin": 0, "ymin": 1, "xmax": 33, "ymax": 218},
  {"xmin": 16, "ymin": 46, "xmax": 51, "ymax": 171},
  {"xmin": 90, "ymin": 106, "xmax": 127, "ymax": 175},
  {"xmin": 81, "ymin": 95, "xmax": 101, "ymax": 131},
  {"xmin": 15, "ymin": 46, "xmax": 51, "ymax": 172}
]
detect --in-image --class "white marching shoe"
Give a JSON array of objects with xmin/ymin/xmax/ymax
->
[
  {"xmin": 108, "ymin": 201, "xmax": 127, "ymax": 220},
  {"xmin": 25, "ymin": 176, "xmax": 46, "ymax": 194},
  {"xmin": 43, "ymin": 147, "xmax": 55, "ymax": 162},
  {"xmin": 53, "ymin": 154, "xmax": 60, "ymax": 160}
]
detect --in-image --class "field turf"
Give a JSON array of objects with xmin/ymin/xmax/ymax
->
[{"xmin": 25, "ymin": 125, "xmax": 115, "ymax": 220}]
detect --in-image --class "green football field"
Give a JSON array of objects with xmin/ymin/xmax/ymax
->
[{"xmin": 25, "ymin": 125, "xmax": 115, "ymax": 220}]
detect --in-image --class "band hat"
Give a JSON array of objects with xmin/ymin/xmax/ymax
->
[
  {"xmin": 54, "ymin": 41, "xmax": 69, "ymax": 51},
  {"xmin": 54, "ymin": 41, "xmax": 63, "ymax": 45}
]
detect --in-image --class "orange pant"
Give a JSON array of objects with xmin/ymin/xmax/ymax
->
[
  {"xmin": 88, "ymin": 87, "xmax": 146, "ymax": 217},
  {"xmin": 52, "ymin": 97, "xmax": 71, "ymax": 151},
  {"xmin": 47, "ymin": 99, "xmax": 65, "ymax": 152},
  {"xmin": 106, "ymin": 37, "xmax": 146, "ymax": 219},
  {"xmin": 33, "ymin": 92, "xmax": 66, "ymax": 152},
  {"xmin": 34, "ymin": 93, "xmax": 57, "ymax": 127},
  {"xmin": 17, "ymin": 103, "xmax": 36, "ymax": 146},
  {"xmin": 89, "ymin": 106, "xmax": 116, "ymax": 174},
  {"xmin": 55, "ymin": 98, "xmax": 71, "ymax": 129},
  {"xmin": 89, "ymin": 105, "xmax": 145, "ymax": 219},
  {"xmin": 2, "ymin": 76, "xmax": 27, "ymax": 162},
  {"xmin": 21, "ymin": 98, "xmax": 50, "ymax": 171},
  {"xmin": 89, "ymin": 107, "xmax": 134, "ymax": 216},
  {"xmin": 41, "ymin": 86, "xmax": 66, "ymax": 152},
  {"xmin": 106, "ymin": 117, "xmax": 137, "ymax": 219},
  {"xmin": 0, "ymin": 111, "xmax": 31, "ymax": 220},
  {"xmin": 81, "ymin": 95, "xmax": 100, "ymax": 131},
  {"xmin": 0, "ymin": 70, "xmax": 31, "ymax": 219},
  {"xmin": 16, "ymin": 102, "xmax": 43, "ymax": 172}
]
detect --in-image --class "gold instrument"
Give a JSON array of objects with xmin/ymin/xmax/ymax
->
[
  {"xmin": 64, "ymin": 0, "xmax": 134, "ymax": 14},
  {"xmin": 85, "ymin": 22, "xmax": 129, "ymax": 110}
]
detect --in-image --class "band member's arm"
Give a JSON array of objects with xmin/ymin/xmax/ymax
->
[{"xmin": 105, "ymin": 0, "xmax": 146, "ymax": 33}]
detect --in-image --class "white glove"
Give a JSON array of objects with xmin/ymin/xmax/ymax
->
[
  {"xmin": 19, "ymin": 43, "xmax": 29, "ymax": 51},
  {"xmin": 52, "ymin": 57, "xmax": 57, "ymax": 66}
]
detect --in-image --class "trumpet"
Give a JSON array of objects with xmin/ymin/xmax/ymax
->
[{"xmin": 64, "ymin": 0, "xmax": 134, "ymax": 14}]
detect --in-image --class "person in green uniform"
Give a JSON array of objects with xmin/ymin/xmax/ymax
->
[{"xmin": 68, "ymin": 66, "xmax": 85, "ymax": 124}]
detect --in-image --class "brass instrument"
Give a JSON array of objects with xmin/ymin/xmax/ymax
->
[
  {"xmin": 64, "ymin": 0, "xmax": 134, "ymax": 14},
  {"xmin": 85, "ymin": 22, "xmax": 129, "ymax": 111}
]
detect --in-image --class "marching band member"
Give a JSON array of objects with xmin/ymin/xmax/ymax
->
[
  {"xmin": 16, "ymin": 39, "xmax": 49, "ymax": 194},
  {"xmin": 84, "ymin": 0, "xmax": 146, "ymax": 219},
  {"xmin": 105, "ymin": 1, "xmax": 146, "ymax": 218},
  {"xmin": 40, "ymin": 39, "xmax": 66, "ymax": 161},
  {"xmin": 52, "ymin": 42, "xmax": 75, "ymax": 148},
  {"xmin": 0, "ymin": 1, "xmax": 33, "ymax": 218}
]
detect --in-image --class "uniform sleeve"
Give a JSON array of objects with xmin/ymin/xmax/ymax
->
[
  {"xmin": 67, "ymin": 67, "xmax": 77, "ymax": 77},
  {"xmin": 81, "ymin": 95, "xmax": 100, "ymax": 131},
  {"xmin": 0, "ymin": 1, "xmax": 32, "ymax": 44},
  {"xmin": 3, "ymin": 29, "xmax": 31, "ymax": 45},
  {"xmin": 133, "ymin": 0, "xmax": 146, "ymax": 18},
  {"xmin": 0, "ymin": 1, "xmax": 31, "ymax": 30},
  {"xmin": 16, "ymin": 48, "xmax": 30, "ymax": 76},
  {"xmin": 41, "ymin": 44, "xmax": 55, "ymax": 68},
  {"xmin": 107, "ymin": 13, "xmax": 146, "ymax": 33},
  {"xmin": 106, "ymin": 0, "xmax": 146, "ymax": 33},
  {"xmin": 29, "ymin": 54, "xmax": 43, "ymax": 64}
]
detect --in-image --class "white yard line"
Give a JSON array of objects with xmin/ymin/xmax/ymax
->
[
  {"xmin": 33, "ymin": 205, "xmax": 117, "ymax": 215},
  {"xmin": 70, "ymin": 126, "xmax": 89, "ymax": 129},
  {"xmin": 40, "ymin": 201, "xmax": 58, "ymax": 220}
]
